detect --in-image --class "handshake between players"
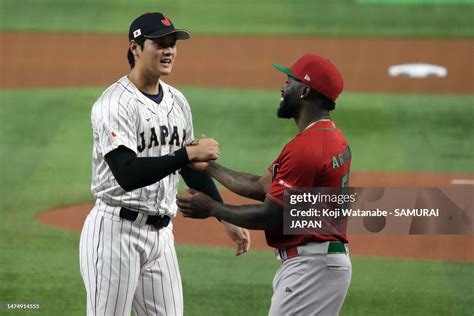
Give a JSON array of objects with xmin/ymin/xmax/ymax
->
[{"xmin": 185, "ymin": 135, "xmax": 220, "ymax": 162}]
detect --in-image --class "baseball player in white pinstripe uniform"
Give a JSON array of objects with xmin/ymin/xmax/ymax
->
[{"xmin": 79, "ymin": 12, "xmax": 250, "ymax": 316}]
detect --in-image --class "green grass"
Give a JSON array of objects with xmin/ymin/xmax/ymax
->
[
  {"xmin": 178, "ymin": 245, "xmax": 277, "ymax": 316},
  {"xmin": 0, "ymin": 0, "xmax": 473, "ymax": 37},
  {"xmin": 0, "ymin": 87, "xmax": 473, "ymax": 315},
  {"xmin": 359, "ymin": 0, "xmax": 474, "ymax": 3},
  {"xmin": 1, "ymin": 239, "xmax": 473, "ymax": 315},
  {"xmin": 0, "ymin": 88, "xmax": 472, "ymax": 203},
  {"xmin": 332, "ymin": 92, "xmax": 474, "ymax": 172},
  {"xmin": 343, "ymin": 256, "xmax": 474, "ymax": 316},
  {"xmin": 187, "ymin": 88, "xmax": 474, "ymax": 173}
]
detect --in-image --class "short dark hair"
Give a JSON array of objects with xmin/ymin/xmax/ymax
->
[
  {"xmin": 320, "ymin": 94, "xmax": 336, "ymax": 111},
  {"xmin": 310, "ymin": 89, "xmax": 336, "ymax": 111},
  {"xmin": 127, "ymin": 39, "xmax": 145, "ymax": 69}
]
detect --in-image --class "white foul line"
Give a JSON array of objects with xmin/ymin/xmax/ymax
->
[{"xmin": 451, "ymin": 179, "xmax": 474, "ymax": 185}]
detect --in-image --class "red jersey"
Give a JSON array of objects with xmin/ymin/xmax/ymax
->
[{"xmin": 265, "ymin": 119, "xmax": 351, "ymax": 248}]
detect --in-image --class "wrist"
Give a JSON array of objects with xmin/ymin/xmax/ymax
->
[
  {"xmin": 206, "ymin": 161, "xmax": 218, "ymax": 176},
  {"xmin": 209, "ymin": 199, "xmax": 220, "ymax": 218},
  {"xmin": 185, "ymin": 146, "xmax": 196, "ymax": 161},
  {"xmin": 174, "ymin": 147, "xmax": 190, "ymax": 164}
]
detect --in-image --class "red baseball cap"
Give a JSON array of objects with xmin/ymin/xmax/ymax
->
[{"xmin": 273, "ymin": 53, "xmax": 344, "ymax": 102}]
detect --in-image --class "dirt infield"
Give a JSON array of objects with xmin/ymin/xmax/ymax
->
[
  {"xmin": 1, "ymin": 32, "xmax": 473, "ymax": 94},
  {"xmin": 37, "ymin": 171, "xmax": 474, "ymax": 262}
]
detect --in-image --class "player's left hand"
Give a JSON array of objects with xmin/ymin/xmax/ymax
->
[
  {"xmin": 177, "ymin": 188, "xmax": 215, "ymax": 219},
  {"xmin": 222, "ymin": 221, "xmax": 251, "ymax": 256},
  {"xmin": 188, "ymin": 135, "xmax": 214, "ymax": 172}
]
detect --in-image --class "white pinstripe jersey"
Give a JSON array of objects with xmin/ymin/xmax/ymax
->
[{"xmin": 90, "ymin": 76, "xmax": 194, "ymax": 217}]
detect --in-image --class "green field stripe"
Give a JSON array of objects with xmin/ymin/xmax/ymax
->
[
  {"xmin": 332, "ymin": 92, "xmax": 474, "ymax": 173},
  {"xmin": 0, "ymin": 0, "xmax": 473, "ymax": 37},
  {"xmin": 1, "ymin": 87, "xmax": 472, "ymax": 190},
  {"xmin": 1, "ymin": 237, "xmax": 472, "ymax": 315},
  {"xmin": 0, "ymin": 89, "xmax": 97, "ymax": 215},
  {"xmin": 344, "ymin": 256, "xmax": 474, "ymax": 315},
  {"xmin": 358, "ymin": 0, "xmax": 473, "ymax": 4}
]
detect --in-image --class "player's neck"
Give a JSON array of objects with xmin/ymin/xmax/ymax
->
[
  {"xmin": 296, "ymin": 109, "xmax": 331, "ymax": 132},
  {"xmin": 128, "ymin": 69, "xmax": 161, "ymax": 95}
]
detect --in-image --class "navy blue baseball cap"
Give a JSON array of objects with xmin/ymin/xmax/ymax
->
[{"xmin": 129, "ymin": 12, "xmax": 191, "ymax": 41}]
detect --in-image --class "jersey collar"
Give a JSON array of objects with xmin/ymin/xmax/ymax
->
[
  {"xmin": 121, "ymin": 76, "xmax": 168, "ymax": 111},
  {"xmin": 300, "ymin": 119, "xmax": 336, "ymax": 134}
]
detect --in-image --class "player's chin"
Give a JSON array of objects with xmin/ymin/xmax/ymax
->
[
  {"xmin": 277, "ymin": 105, "xmax": 292, "ymax": 119},
  {"xmin": 159, "ymin": 68, "xmax": 173, "ymax": 76},
  {"xmin": 158, "ymin": 64, "xmax": 174, "ymax": 75}
]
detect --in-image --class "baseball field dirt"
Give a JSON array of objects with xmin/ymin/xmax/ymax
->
[
  {"xmin": 1, "ymin": 33, "xmax": 473, "ymax": 94},
  {"xmin": 4, "ymin": 32, "xmax": 471, "ymax": 262}
]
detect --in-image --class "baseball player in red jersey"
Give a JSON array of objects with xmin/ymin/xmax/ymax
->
[{"xmin": 177, "ymin": 54, "xmax": 351, "ymax": 315}]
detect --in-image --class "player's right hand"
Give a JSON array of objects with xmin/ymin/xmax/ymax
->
[{"xmin": 186, "ymin": 137, "xmax": 219, "ymax": 162}]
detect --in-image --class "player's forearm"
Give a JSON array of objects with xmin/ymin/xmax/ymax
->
[
  {"xmin": 181, "ymin": 165, "xmax": 223, "ymax": 202},
  {"xmin": 106, "ymin": 146, "xmax": 190, "ymax": 191},
  {"xmin": 206, "ymin": 163, "xmax": 266, "ymax": 201},
  {"xmin": 210, "ymin": 203, "xmax": 277, "ymax": 230}
]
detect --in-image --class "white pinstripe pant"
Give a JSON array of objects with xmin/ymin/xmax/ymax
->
[{"xmin": 80, "ymin": 207, "xmax": 183, "ymax": 316}]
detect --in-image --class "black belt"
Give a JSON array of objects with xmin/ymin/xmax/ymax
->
[{"xmin": 119, "ymin": 207, "xmax": 171, "ymax": 229}]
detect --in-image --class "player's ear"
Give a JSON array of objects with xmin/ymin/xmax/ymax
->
[
  {"xmin": 300, "ymin": 85, "xmax": 311, "ymax": 99},
  {"xmin": 129, "ymin": 40, "xmax": 141, "ymax": 58}
]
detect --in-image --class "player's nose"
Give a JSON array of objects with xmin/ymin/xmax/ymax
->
[{"xmin": 163, "ymin": 45, "xmax": 176, "ymax": 54}]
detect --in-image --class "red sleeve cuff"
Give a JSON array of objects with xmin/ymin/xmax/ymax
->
[{"xmin": 266, "ymin": 193, "xmax": 285, "ymax": 206}]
